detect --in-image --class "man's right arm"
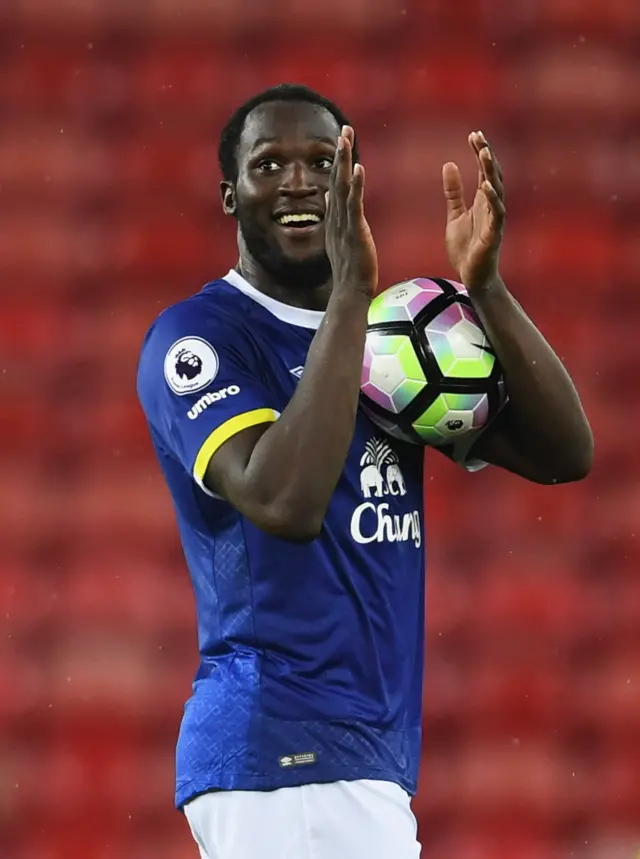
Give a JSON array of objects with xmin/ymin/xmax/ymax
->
[
  {"xmin": 205, "ymin": 290, "xmax": 371, "ymax": 541},
  {"xmin": 205, "ymin": 128, "xmax": 378, "ymax": 542}
]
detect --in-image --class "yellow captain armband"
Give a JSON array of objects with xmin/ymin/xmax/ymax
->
[{"xmin": 193, "ymin": 408, "xmax": 279, "ymax": 482}]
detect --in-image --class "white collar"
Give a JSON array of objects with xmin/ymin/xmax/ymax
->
[{"xmin": 223, "ymin": 269, "xmax": 324, "ymax": 330}]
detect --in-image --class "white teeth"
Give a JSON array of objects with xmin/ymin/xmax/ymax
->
[{"xmin": 277, "ymin": 213, "xmax": 321, "ymax": 225}]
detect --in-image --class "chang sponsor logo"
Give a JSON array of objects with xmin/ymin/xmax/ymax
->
[
  {"xmin": 350, "ymin": 438, "xmax": 422, "ymax": 548},
  {"xmin": 350, "ymin": 503, "xmax": 422, "ymax": 548},
  {"xmin": 187, "ymin": 385, "xmax": 240, "ymax": 420}
]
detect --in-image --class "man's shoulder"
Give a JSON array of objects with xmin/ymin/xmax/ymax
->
[
  {"xmin": 157, "ymin": 276, "xmax": 247, "ymax": 328},
  {"xmin": 141, "ymin": 274, "xmax": 257, "ymax": 349},
  {"xmin": 136, "ymin": 275, "xmax": 268, "ymax": 413}
]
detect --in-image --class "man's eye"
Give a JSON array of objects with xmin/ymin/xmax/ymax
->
[
  {"xmin": 316, "ymin": 157, "xmax": 333, "ymax": 170},
  {"xmin": 257, "ymin": 160, "xmax": 281, "ymax": 172}
]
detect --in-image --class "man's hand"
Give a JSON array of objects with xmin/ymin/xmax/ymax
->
[
  {"xmin": 325, "ymin": 126, "xmax": 378, "ymax": 299},
  {"xmin": 441, "ymin": 134, "xmax": 593, "ymax": 483},
  {"xmin": 443, "ymin": 131, "xmax": 506, "ymax": 293}
]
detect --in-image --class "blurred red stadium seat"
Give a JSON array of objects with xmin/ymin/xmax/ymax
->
[
  {"xmin": 453, "ymin": 740, "xmax": 580, "ymax": 820},
  {"xmin": 536, "ymin": 0, "xmax": 640, "ymax": 35},
  {"xmin": 423, "ymin": 828, "xmax": 567, "ymax": 859},
  {"xmin": 507, "ymin": 46, "xmax": 635, "ymax": 120},
  {"xmin": 132, "ymin": 48, "xmax": 226, "ymax": 111},
  {"xmin": 598, "ymin": 744, "xmax": 640, "ymax": 823},
  {"xmin": 113, "ymin": 215, "xmax": 213, "ymax": 275},
  {"xmin": 399, "ymin": 52, "xmax": 504, "ymax": 115},
  {"xmin": 0, "ymin": 125, "xmax": 114, "ymax": 203},
  {"xmin": 61, "ymin": 552, "xmax": 194, "ymax": 636},
  {"xmin": 63, "ymin": 465, "xmax": 176, "ymax": 543},
  {"xmin": 13, "ymin": 0, "xmax": 148, "ymax": 31},
  {"xmin": 464, "ymin": 661, "xmax": 569, "ymax": 731}
]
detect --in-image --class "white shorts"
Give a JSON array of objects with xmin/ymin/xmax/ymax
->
[{"xmin": 184, "ymin": 779, "xmax": 422, "ymax": 859}]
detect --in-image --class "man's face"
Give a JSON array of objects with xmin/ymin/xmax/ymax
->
[{"xmin": 224, "ymin": 101, "xmax": 340, "ymax": 290}]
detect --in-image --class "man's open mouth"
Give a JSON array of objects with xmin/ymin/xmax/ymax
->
[{"xmin": 275, "ymin": 213, "xmax": 323, "ymax": 229}]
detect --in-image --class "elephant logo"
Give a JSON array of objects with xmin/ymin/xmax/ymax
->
[
  {"xmin": 360, "ymin": 462, "xmax": 385, "ymax": 498},
  {"xmin": 386, "ymin": 463, "xmax": 406, "ymax": 496},
  {"xmin": 351, "ymin": 437, "xmax": 419, "ymax": 547},
  {"xmin": 359, "ymin": 438, "xmax": 406, "ymax": 498}
]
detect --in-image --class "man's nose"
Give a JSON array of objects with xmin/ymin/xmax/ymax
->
[{"xmin": 279, "ymin": 163, "xmax": 318, "ymax": 196}]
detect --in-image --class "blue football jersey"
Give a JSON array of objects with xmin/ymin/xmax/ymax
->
[{"xmin": 137, "ymin": 269, "xmax": 429, "ymax": 809}]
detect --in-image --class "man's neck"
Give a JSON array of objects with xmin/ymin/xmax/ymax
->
[{"xmin": 236, "ymin": 255, "xmax": 333, "ymax": 313}]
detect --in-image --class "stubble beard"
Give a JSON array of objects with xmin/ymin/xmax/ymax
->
[{"xmin": 238, "ymin": 209, "xmax": 332, "ymax": 291}]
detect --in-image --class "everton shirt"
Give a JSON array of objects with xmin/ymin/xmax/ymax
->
[{"xmin": 137, "ymin": 269, "xmax": 427, "ymax": 809}]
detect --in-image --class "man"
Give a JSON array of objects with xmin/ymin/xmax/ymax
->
[{"xmin": 137, "ymin": 84, "xmax": 592, "ymax": 859}]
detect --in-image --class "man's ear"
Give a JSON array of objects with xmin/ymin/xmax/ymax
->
[{"xmin": 221, "ymin": 181, "xmax": 237, "ymax": 217}]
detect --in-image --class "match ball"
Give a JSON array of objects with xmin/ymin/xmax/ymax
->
[{"xmin": 360, "ymin": 277, "xmax": 506, "ymax": 447}]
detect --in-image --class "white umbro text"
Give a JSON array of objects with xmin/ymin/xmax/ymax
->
[{"xmin": 187, "ymin": 385, "xmax": 241, "ymax": 420}]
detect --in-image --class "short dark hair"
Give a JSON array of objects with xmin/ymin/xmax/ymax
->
[{"xmin": 218, "ymin": 83, "xmax": 358, "ymax": 183}]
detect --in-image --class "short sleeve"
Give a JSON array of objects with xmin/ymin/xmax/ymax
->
[
  {"xmin": 437, "ymin": 430, "xmax": 489, "ymax": 472},
  {"xmin": 451, "ymin": 393, "xmax": 511, "ymax": 472},
  {"xmin": 137, "ymin": 304, "xmax": 279, "ymax": 493},
  {"xmin": 451, "ymin": 432, "xmax": 489, "ymax": 472}
]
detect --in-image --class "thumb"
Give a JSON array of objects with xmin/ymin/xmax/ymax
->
[{"xmin": 442, "ymin": 162, "xmax": 466, "ymax": 222}]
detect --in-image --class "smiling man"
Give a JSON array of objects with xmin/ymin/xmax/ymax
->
[{"xmin": 136, "ymin": 84, "xmax": 593, "ymax": 859}]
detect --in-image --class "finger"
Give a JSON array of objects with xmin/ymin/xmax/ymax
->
[
  {"xmin": 468, "ymin": 131, "xmax": 486, "ymax": 154},
  {"xmin": 331, "ymin": 129, "xmax": 352, "ymax": 209},
  {"xmin": 468, "ymin": 133, "xmax": 484, "ymax": 189},
  {"xmin": 326, "ymin": 141, "xmax": 344, "ymax": 218},
  {"xmin": 328, "ymin": 129, "xmax": 346, "ymax": 189},
  {"xmin": 478, "ymin": 131, "xmax": 504, "ymax": 184},
  {"xmin": 469, "ymin": 131, "xmax": 495, "ymax": 183},
  {"xmin": 442, "ymin": 161, "xmax": 466, "ymax": 222},
  {"xmin": 347, "ymin": 162, "xmax": 365, "ymax": 225},
  {"xmin": 482, "ymin": 180, "xmax": 506, "ymax": 226},
  {"xmin": 468, "ymin": 131, "xmax": 483, "ymax": 156},
  {"xmin": 475, "ymin": 130, "xmax": 501, "ymax": 173},
  {"xmin": 473, "ymin": 131, "xmax": 504, "ymax": 198},
  {"xmin": 479, "ymin": 147, "xmax": 504, "ymax": 200},
  {"xmin": 490, "ymin": 148, "xmax": 505, "ymax": 193},
  {"xmin": 469, "ymin": 132, "xmax": 486, "ymax": 189},
  {"xmin": 342, "ymin": 125, "xmax": 355, "ymax": 149}
]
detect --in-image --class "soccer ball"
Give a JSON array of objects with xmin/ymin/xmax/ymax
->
[{"xmin": 360, "ymin": 277, "xmax": 506, "ymax": 447}]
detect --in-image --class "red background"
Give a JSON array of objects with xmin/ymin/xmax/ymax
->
[{"xmin": 1, "ymin": 1, "xmax": 639, "ymax": 857}]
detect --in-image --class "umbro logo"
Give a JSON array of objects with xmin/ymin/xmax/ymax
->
[
  {"xmin": 279, "ymin": 752, "xmax": 317, "ymax": 768},
  {"xmin": 289, "ymin": 366, "xmax": 304, "ymax": 379}
]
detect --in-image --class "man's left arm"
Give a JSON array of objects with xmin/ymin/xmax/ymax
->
[
  {"xmin": 467, "ymin": 277, "xmax": 593, "ymax": 484},
  {"xmin": 441, "ymin": 130, "xmax": 593, "ymax": 484}
]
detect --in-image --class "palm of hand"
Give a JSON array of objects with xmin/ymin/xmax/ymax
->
[{"xmin": 443, "ymin": 132, "xmax": 506, "ymax": 293}]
